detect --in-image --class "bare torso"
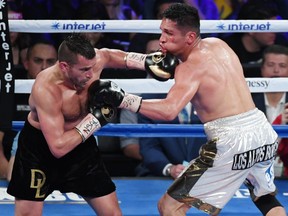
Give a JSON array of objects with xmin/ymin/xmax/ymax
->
[
  {"xmin": 141, "ymin": 37, "xmax": 255, "ymax": 123},
  {"xmin": 187, "ymin": 37, "xmax": 255, "ymax": 122},
  {"xmin": 22, "ymin": 47, "xmax": 128, "ymax": 158},
  {"xmin": 27, "ymin": 48, "xmax": 111, "ymax": 131},
  {"xmin": 28, "ymin": 64, "xmax": 97, "ymax": 131}
]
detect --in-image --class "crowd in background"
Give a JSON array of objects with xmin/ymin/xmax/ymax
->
[{"xmin": 1, "ymin": 0, "xmax": 288, "ymax": 179}]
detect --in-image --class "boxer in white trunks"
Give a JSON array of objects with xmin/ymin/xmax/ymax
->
[{"xmin": 89, "ymin": 3, "xmax": 287, "ymax": 216}]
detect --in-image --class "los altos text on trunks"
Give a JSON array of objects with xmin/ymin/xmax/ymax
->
[{"xmin": 232, "ymin": 142, "xmax": 278, "ymax": 170}]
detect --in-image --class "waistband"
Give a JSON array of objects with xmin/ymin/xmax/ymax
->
[{"xmin": 203, "ymin": 108, "xmax": 266, "ymax": 138}]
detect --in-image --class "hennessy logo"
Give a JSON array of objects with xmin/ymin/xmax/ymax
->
[{"xmin": 30, "ymin": 169, "xmax": 46, "ymax": 198}]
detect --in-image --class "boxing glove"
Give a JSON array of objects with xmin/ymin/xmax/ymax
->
[
  {"xmin": 89, "ymin": 105, "xmax": 117, "ymax": 126},
  {"xmin": 75, "ymin": 99, "xmax": 117, "ymax": 143},
  {"xmin": 145, "ymin": 51, "xmax": 179, "ymax": 81},
  {"xmin": 88, "ymin": 79, "xmax": 142, "ymax": 113}
]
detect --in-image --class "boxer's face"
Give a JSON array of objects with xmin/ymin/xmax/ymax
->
[
  {"xmin": 67, "ymin": 55, "xmax": 96, "ymax": 89},
  {"xmin": 159, "ymin": 18, "xmax": 192, "ymax": 58}
]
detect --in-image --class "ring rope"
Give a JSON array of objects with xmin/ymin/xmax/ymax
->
[
  {"xmin": 9, "ymin": 19, "xmax": 288, "ymax": 33},
  {"xmin": 12, "ymin": 122, "xmax": 288, "ymax": 138},
  {"xmin": 7, "ymin": 19, "xmax": 288, "ymax": 138},
  {"xmin": 14, "ymin": 78, "xmax": 288, "ymax": 94}
]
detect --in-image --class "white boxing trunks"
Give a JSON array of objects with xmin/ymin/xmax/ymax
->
[{"xmin": 167, "ymin": 108, "xmax": 278, "ymax": 215}]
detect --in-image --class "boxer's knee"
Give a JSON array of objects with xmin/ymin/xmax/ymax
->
[
  {"xmin": 253, "ymin": 194, "xmax": 283, "ymax": 215},
  {"xmin": 158, "ymin": 193, "xmax": 189, "ymax": 216}
]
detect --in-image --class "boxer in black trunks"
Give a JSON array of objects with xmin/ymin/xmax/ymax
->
[
  {"xmin": 8, "ymin": 120, "xmax": 115, "ymax": 200},
  {"xmin": 7, "ymin": 34, "xmax": 123, "ymax": 216},
  {"xmin": 7, "ymin": 33, "xmax": 178, "ymax": 216}
]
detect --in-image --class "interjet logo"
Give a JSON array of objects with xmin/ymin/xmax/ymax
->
[
  {"xmin": 216, "ymin": 21, "xmax": 272, "ymax": 32},
  {"xmin": 51, "ymin": 21, "xmax": 106, "ymax": 31}
]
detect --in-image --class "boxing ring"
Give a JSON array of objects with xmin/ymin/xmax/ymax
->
[
  {"xmin": 11, "ymin": 77, "xmax": 288, "ymax": 138},
  {"xmin": 1, "ymin": 17, "xmax": 288, "ymax": 215}
]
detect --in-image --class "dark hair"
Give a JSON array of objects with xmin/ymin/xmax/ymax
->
[
  {"xmin": 162, "ymin": 3, "xmax": 200, "ymax": 36},
  {"xmin": 262, "ymin": 44, "xmax": 288, "ymax": 65},
  {"xmin": 58, "ymin": 34, "xmax": 96, "ymax": 65},
  {"xmin": 153, "ymin": 0, "xmax": 184, "ymax": 18},
  {"xmin": 26, "ymin": 38, "xmax": 57, "ymax": 60},
  {"xmin": 237, "ymin": 0, "xmax": 279, "ymax": 20}
]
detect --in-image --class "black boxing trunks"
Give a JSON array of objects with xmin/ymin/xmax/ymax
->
[{"xmin": 7, "ymin": 120, "xmax": 116, "ymax": 201}]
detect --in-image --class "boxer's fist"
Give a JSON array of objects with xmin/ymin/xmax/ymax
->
[
  {"xmin": 89, "ymin": 104, "xmax": 117, "ymax": 126},
  {"xmin": 88, "ymin": 80, "xmax": 125, "ymax": 107},
  {"xmin": 75, "ymin": 88, "xmax": 118, "ymax": 143},
  {"xmin": 145, "ymin": 51, "xmax": 179, "ymax": 81},
  {"xmin": 88, "ymin": 80, "xmax": 142, "ymax": 113}
]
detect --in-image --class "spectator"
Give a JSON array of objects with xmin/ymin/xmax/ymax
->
[
  {"xmin": 272, "ymin": 108, "xmax": 288, "ymax": 177},
  {"xmin": 252, "ymin": 44, "xmax": 288, "ymax": 123},
  {"xmin": 99, "ymin": 0, "xmax": 140, "ymax": 48},
  {"xmin": 138, "ymin": 95, "xmax": 206, "ymax": 178},
  {"xmin": 6, "ymin": 39, "xmax": 58, "ymax": 181},
  {"xmin": 74, "ymin": 1, "xmax": 123, "ymax": 50},
  {"xmin": 252, "ymin": 44, "xmax": 288, "ymax": 178},
  {"xmin": 222, "ymin": 0, "xmax": 288, "ymax": 77},
  {"xmin": 14, "ymin": 38, "xmax": 58, "ymax": 120},
  {"xmin": 21, "ymin": 0, "xmax": 80, "ymax": 46},
  {"xmin": 125, "ymin": 0, "xmax": 144, "ymax": 19},
  {"xmin": 8, "ymin": 1, "xmax": 30, "ymax": 68},
  {"xmin": 100, "ymin": 0, "xmax": 140, "ymax": 20}
]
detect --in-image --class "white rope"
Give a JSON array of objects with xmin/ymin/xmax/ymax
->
[
  {"xmin": 14, "ymin": 78, "xmax": 288, "ymax": 94},
  {"xmin": 7, "ymin": 19, "xmax": 288, "ymax": 94},
  {"xmin": 9, "ymin": 19, "xmax": 288, "ymax": 33}
]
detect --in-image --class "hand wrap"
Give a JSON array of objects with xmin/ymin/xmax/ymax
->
[{"xmin": 75, "ymin": 113, "xmax": 101, "ymax": 143}]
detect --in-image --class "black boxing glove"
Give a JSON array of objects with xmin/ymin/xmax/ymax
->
[
  {"xmin": 88, "ymin": 79, "xmax": 142, "ymax": 113},
  {"xmin": 145, "ymin": 51, "xmax": 179, "ymax": 81},
  {"xmin": 89, "ymin": 104, "xmax": 117, "ymax": 126},
  {"xmin": 75, "ymin": 103, "xmax": 117, "ymax": 143},
  {"xmin": 124, "ymin": 51, "xmax": 179, "ymax": 81}
]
